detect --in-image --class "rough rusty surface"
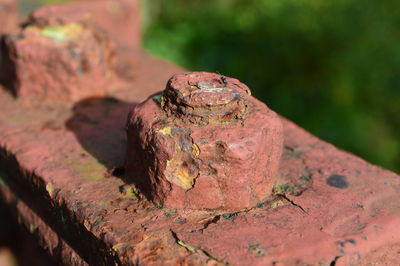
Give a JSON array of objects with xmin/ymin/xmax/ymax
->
[
  {"xmin": 0, "ymin": 177, "xmax": 84, "ymax": 265},
  {"xmin": 125, "ymin": 72, "xmax": 283, "ymax": 211},
  {"xmin": 0, "ymin": 19, "xmax": 116, "ymax": 103},
  {"xmin": 0, "ymin": 0, "xmax": 18, "ymax": 35},
  {"xmin": 0, "ymin": 200, "xmax": 56, "ymax": 266},
  {"xmin": 162, "ymin": 72, "xmax": 250, "ymax": 124},
  {"xmin": 0, "ymin": 50, "xmax": 400, "ymax": 265},
  {"xmin": 30, "ymin": 0, "xmax": 141, "ymax": 49}
]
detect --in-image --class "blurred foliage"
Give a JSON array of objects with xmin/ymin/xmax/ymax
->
[{"xmin": 142, "ymin": 0, "xmax": 400, "ymax": 172}]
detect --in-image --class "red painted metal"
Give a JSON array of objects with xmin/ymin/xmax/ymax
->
[
  {"xmin": 126, "ymin": 72, "xmax": 283, "ymax": 210},
  {"xmin": 0, "ymin": 1, "xmax": 399, "ymax": 265}
]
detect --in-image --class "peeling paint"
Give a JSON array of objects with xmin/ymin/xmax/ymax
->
[{"xmin": 158, "ymin": 127, "xmax": 173, "ymax": 137}]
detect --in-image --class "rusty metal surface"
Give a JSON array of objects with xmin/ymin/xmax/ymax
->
[
  {"xmin": 0, "ymin": 175, "xmax": 84, "ymax": 265},
  {"xmin": 2, "ymin": 21, "xmax": 116, "ymax": 102},
  {"xmin": 0, "ymin": 0, "xmax": 18, "ymax": 35},
  {"xmin": 126, "ymin": 72, "xmax": 283, "ymax": 211},
  {"xmin": 0, "ymin": 49, "xmax": 400, "ymax": 265},
  {"xmin": 0, "ymin": 197, "xmax": 56, "ymax": 266},
  {"xmin": 0, "ymin": 0, "xmax": 140, "ymax": 103}
]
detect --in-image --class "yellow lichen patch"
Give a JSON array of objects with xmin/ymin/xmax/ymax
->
[
  {"xmin": 175, "ymin": 170, "xmax": 195, "ymax": 190},
  {"xmin": 29, "ymin": 224, "xmax": 38, "ymax": 233},
  {"xmin": 98, "ymin": 201, "xmax": 106, "ymax": 206},
  {"xmin": 8, "ymin": 113, "xmax": 31, "ymax": 122},
  {"xmin": 270, "ymin": 200, "xmax": 285, "ymax": 209},
  {"xmin": 178, "ymin": 240, "xmax": 199, "ymax": 253},
  {"xmin": 119, "ymin": 185, "xmax": 139, "ymax": 199},
  {"xmin": 27, "ymin": 23, "xmax": 84, "ymax": 42},
  {"xmin": 42, "ymin": 23, "xmax": 84, "ymax": 42},
  {"xmin": 165, "ymin": 158, "xmax": 196, "ymax": 190},
  {"xmin": 192, "ymin": 143, "xmax": 200, "ymax": 157},
  {"xmin": 69, "ymin": 159, "xmax": 107, "ymax": 181},
  {"xmin": 112, "ymin": 243, "xmax": 124, "ymax": 253},
  {"xmin": 45, "ymin": 183, "xmax": 54, "ymax": 197},
  {"xmin": 158, "ymin": 127, "xmax": 173, "ymax": 137}
]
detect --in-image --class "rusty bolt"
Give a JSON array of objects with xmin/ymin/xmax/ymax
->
[
  {"xmin": 0, "ymin": 19, "xmax": 115, "ymax": 103},
  {"xmin": 125, "ymin": 72, "xmax": 283, "ymax": 211}
]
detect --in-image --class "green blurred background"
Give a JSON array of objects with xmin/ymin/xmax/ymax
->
[{"xmin": 21, "ymin": 0, "xmax": 400, "ymax": 173}]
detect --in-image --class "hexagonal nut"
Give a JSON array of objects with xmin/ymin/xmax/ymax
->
[
  {"xmin": 1, "ymin": 20, "xmax": 116, "ymax": 103},
  {"xmin": 125, "ymin": 72, "xmax": 283, "ymax": 211}
]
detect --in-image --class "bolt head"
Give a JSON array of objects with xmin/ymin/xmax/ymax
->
[{"xmin": 125, "ymin": 72, "xmax": 283, "ymax": 211}]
